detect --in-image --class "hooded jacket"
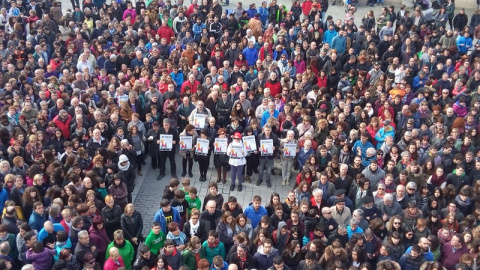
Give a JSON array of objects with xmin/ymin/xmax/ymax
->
[
  {"xmin": 253, "ymin": 245, "xmax": 280, "ymax": 270},
  {"xmin": 272, "ymin": 221, "xmax": 290, "ymax": 253},
  {"xmin": 446, "ymin": 170, "xmax": 470, "ymax": 192}
]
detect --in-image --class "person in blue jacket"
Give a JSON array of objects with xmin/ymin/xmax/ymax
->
[
  {"xmin": 0, "ymin": 185, "xmax": 8, "ymax": 214},
  {"xmin": 153, "ymin": 199, "xmax": 181, "ymax": 235},
  {"xmin": 375, "ymin": 120, "xmax": 395, "ymax": 149},
  {"xmin": 243, "ymin": 195, "xmax": 268, "ymax": 228},
  {"xmin": 457, "ymin": 31, "xmax": 473, "ymax": 55},
  {"xmin": 192, "ymin": 17, "xmax": 206, "ymax": 43},
  {"xmin": 29, "ymin": 201, "xmax": 47, "ymax": 232},
  {"xmin": 331, "ymin": 30, "xmax": 347, "ymax": 54},
  {"xmin": 242, "ymin": 41, "xmax": 259, "ymax": 67},
  {"xmin": 323, "ymin": 24, "xmax": 338, "ymax": 46},
  {"xmin": 297, "ymin": 140, "xmax": 314, "ymax": 170},
  {"xmin": 352, "ymin": 132, "xmax": 374, "ymax": 160},
  {"xmin": 258, "ymin": 1, "xmax": 269, "ymax": 26},
  {"xmin": 170, "ymin": 66, "xmax": 184, "ymax": 92}
]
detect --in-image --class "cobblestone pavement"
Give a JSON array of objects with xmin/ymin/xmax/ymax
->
[{"xmin": 132, "ymin": 154, "xmax": 293, "ymax": 235}]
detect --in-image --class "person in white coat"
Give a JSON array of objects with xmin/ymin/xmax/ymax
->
[{"xmin": 226, "ymin": 132, "xmax": 247, "ymax": 192}]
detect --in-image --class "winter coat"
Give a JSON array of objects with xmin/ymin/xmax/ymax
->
[
  {"xmin": 121, "ymin": 211, "xmax": 144, "ymax": 243},
  {"xmin": 108, "ymin": 182, "xmax": 128, "ymax": 207},
  {"xmin": 253, "ymin": 245, "xmax": 280, "ymax": 270},
  {"xmin": 361, "ymin": 166, "xmax": 386, "ymax": 191},
  {"xmin": 106, "ymin": 240, "xmax": 135, "ymax": 270},
  {"xmin": 153, "ymin": 207, "xmax": 181, "ymax": 235},
  {"xmin": 88, "ymin": 225, "xmax": 110, "ymax": 254},
  {"xmin": 161, "ymin": 248, "xmax": 183, "ymax": 270},
  {"xmin": 26, "ymin": 248, "xmax": 57, "ymax": 270},
  {"xmin": 446, "ymin": 170, "xmax": 470, "ymax": 192},
  {"xmin": 102, "ymin": 205, "xmax": 122, "ymax": 238},
  {"xmin": 200, "ymin": 240, "xmax": 225, "ymax": 264}
]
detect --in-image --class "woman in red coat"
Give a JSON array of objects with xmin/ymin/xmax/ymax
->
[{"xmin": 104, "ymin": 247, "xmax": 125, "ymax": 270}]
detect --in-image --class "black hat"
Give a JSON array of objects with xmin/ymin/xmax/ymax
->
[
  {"xmin": 362, "ymin": 196, "xmax": 374, "ymax": 204},
  {"xmin": 334, "ymin": 198, "xmax": 345, "ymax": 204},
  {"xmin": 334, "ymin": 189, "xmax": 346, "ymax": 196}
]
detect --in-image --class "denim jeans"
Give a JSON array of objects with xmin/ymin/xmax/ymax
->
[
  {"xmin": 230, "ymin": 164, "xmax": 244, "ymax": 186},
  {"xmin": 258, "ymin": 158, "xmax": 274, "ymax": 182}
]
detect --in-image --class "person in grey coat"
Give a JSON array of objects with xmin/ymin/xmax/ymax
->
[{"xmin": 378, "ymin": 194, "xmax": 403, "ymax": 221}]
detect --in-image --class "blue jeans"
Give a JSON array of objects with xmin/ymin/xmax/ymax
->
[
  {"xmin": 231, "ymin": 164, "xmax": 244, "ymax": 186},
  {"xmin": 258, "ymin": 158, "xmax": 274, "ymax": 182}
]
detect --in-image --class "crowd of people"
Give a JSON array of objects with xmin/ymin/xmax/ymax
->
[{"xmin": 0, "ymin": 0, "xmax": 478, "ymax": 269}]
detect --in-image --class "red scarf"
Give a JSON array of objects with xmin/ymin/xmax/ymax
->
[{"xmin": 208, "ymin": 239, "xmax": 220, "ymax": 248}]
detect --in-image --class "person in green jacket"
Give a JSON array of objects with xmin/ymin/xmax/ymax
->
[
  {"xmin": 182, "ymin": 236, "xmax": 202, "ymax": 270},
  {"xmin": 106, "ymin": 230, "xmax": 135, "ymax": 270},
  {"xmin": 144, "ymin": 222, "xmax": 165, "ymax": 256},
  {"xmin": 185, "ymin": 187, "xmax": 202, "ymax": 215},
  {"xmin": 200, "ymin": 231, "xmax": 225, "ymax": 264}
]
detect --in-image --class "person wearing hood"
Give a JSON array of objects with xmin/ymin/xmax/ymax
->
[
  {"xmin": 117, "ymin": 154, "xmax": 135, "ymax": 204},
  {"xmin": 108, "ymin": 174, "xmax": 128, "ymax": 210},
  {"xmin": 106, "ymin": 230, "xmax": 134, "ymax": 270},
  {"xmin": 446, "ymin": 165, "xmax": 470, "ymax": 193},
  {"xmin": 361, "ymin": 160, "xmax": 385, "ymax": 191},
  {"xmin": 88, "ymin": 216, "xmax": 109, "ymax": 264},
  {"xmin": 272, "ymin": 222, "xmax": 290, "ymax": 254},
  {"xmin": 254, "ymin": 239, "xmax": 279, "ymax": 270}
]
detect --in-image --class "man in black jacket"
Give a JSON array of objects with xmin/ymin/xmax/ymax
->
[
  {"xmin": 157, "ymin": 118, "xmax": 179, "ymax": 180},
  {"xmin": 216, "ymin": 91, "xmax": 233, "ymax": 128},
  {"xmin": 256, "ymin": 124, "xmax": 280, "ymax": 188},
  {"xmin": 133, "ymin": 245, "xmax": 156, "ymax": 270}
]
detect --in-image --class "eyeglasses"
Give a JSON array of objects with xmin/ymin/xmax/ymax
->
[
  {"xmin": 366, "ymin": 105, "xmax": 371, "ymax": 107},
  {"xmin": 408, "ymin": 188, "xmax": 415, "ymax": 191}
]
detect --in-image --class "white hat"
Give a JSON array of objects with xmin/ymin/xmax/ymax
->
[{"xmin": 118, "ymin": 154, "xmax": 129, "ymax": 163}]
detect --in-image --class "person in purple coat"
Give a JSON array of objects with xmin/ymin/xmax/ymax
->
[{"xmin": 26, "ymin": 241, "xmax": 57, "ymax": 270}]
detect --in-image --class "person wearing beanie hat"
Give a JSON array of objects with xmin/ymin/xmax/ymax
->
[
  {"xmin": 118, "ymin": 154, "xmax": 137, "ymax": 203},
  {"xmin": 226, "ymin": 131, "xmax": 247, "ymax": 191},
  {"xmin": 89, "ymin": 216, "xmax": 110, "ymax": 264}
]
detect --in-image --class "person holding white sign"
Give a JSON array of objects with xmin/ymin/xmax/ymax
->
[
  {"xmin": 256, "ymin": 124, "xmax": 280, "ymax": 188},
  {"xmin": 179, "ymin": 124, "xmax": 198, "ymax": 178},
  {"xmin": 279, "ymin": 130, "xmax": 299, "ymax": 186},
  {"xmin": 226, "ymin": 132, "xmax": 246, "ymax": 192},
  {"xmin": 213, "ymin": 128, "xmax": 229, "ymax": 184},
  {"xmin": 157, "ymin": 119, "xmax": 179, "ymax": 180}
]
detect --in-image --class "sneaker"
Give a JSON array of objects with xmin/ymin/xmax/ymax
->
[
  {"xmin": 238, "ymin": 185, "xmax": 243, "ymax": 192},
  {"xmin": 230, "ymin": 185, "xmax": 235, "ymax": 191},
  {"xmin": 266, "ymin": 181, "xmax": 272, "ymax": 188},
  {"xmin": 181, "ymin": 172, "xmax": 186, "ymax": 177},
  {"xmin": 200, "ymin": 176, "xmax": 206, "ymax": 182},
  {"xmin": 255, "ymin": 179, "xmax": 262, "ymax": 186},
  {"xmin": 157, "ymin": 174, "xmax": 165, "ymax": 180},
  {"xmin": 189, "ymin": 172, "xmax": 193, "ymax": 177},
  {"xmin": 282, "ymin": 180, "xmax": 286, "ymax": 186}
]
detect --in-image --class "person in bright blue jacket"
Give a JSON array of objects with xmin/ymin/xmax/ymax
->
[
  {"xmin": 323, "ymin": 25, "xmax": 338, "ymax": 46},
  {"xmin": 29, "ymin": 202, "xmax": 47, "ymax": 232},
  {"xmin": 242, "ymin": 42, "xmax": 259, "ymax": 67},
  {"xmin": 457, "ymin": 32, "xmax": 473, "ymax": 55},
  {"xmin": 352, "ymin": 132, "xmax": 374, "ymax": 160},
  {"xmin": 192, "ymin": 18, "xmax": 206, "ymax": 43},
  {"xmin": 258, "ymin": 1, "xmax": 269, "ymax": 26},
  {"xmin": 243, "ymin": 195, "xmax": 268, "ymax": 228},
  {"xmin": 37, "ymin": 221, "xmax": 66, "ymax": 242},
  {"xmin": 331, "ymin": 31, "xmax": 347, "ymax": 54},
  {"xmin": 0, "ymin": 185, "xmax": 8, "ymax": 214},
  {"xmin": 412, "ymin": 71, "xmax": 428, "ymax": 92},
  {"xmin": 170, "ymin": 66, "xmax": 184, "ymax": 92},
  {"xmin": 153, "ymin": 199, "xmax": 181, "ymax": 235},
  {"xmin": 375, "ymin": 120, "xmax": 395, "ymax": 149}
]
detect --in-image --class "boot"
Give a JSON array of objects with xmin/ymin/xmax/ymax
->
[
  {"xmin": 246, "ymin": 175, "xmax": 251, "ymax": 183},
  {"xmin": 188, "ymin": 162, "xmax": 194, "ymax": 177},
  {"xmin": 332, "ymin": 0, "xmax": 336, "ymax": 4},
  {"xmin": 222, "ymin": 169, "xmax": 227, "ymax": 184},
  {"xmin": 181, "ymin": 171, "xmax": 186, "ymax": 177},
  {"xmin": 216, "ymin": 168, "xmax": 222, "ymax": 183}
]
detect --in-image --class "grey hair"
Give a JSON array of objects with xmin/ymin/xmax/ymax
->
[
  {"xmin": 353, "ymin": 209, "xmax": 364, "ymax": 218},
  {"xmin": 406, "ymin": 181, "xmax": 417, "ymax": 189},
  {"xmin": 350, "ymin": 218, "xmax": 359, "ymax": 225},
  {"xmin": 78, "ymin": 230, "xmax": 89, "ymax": 239},
  {"xmin": 384, "ymin": 193, "xmax": 393, "ymax": 201},
  {"xmin": 366, "ymin": 147, "xmax": 376, "ymax": 156},
  {"xmin": 21, "ymin": 265, "xmax": 34, "ymax": 270},
  {"xmin": 287, "ymin": 130, "xmax": 295, "ymax": 136},
  {"xmin": 312, "ymin": 188, "xmax": 323, "ymax": 196}
]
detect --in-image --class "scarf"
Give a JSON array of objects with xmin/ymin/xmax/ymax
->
[
  {"xmin": 430, "ymin": 173, "xmax": 446, "ymax": 187},
  {"xmin": 189, "ymin": 220, "xmax": 200, "ymax": 236},
  {"xmin": 208, "ymin": 238, "xmax": 220, "ymax": 248},
  {"xmin": 167, "ymin": 231, "xmax": 187, "ymax": 245},
  {"xmin": 455, "ymin": 195, "xmax": 471, "ymax": 207},
  {"xmin": 118, "ymin": 160, "xmax": 130, "ymax": 171}
]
